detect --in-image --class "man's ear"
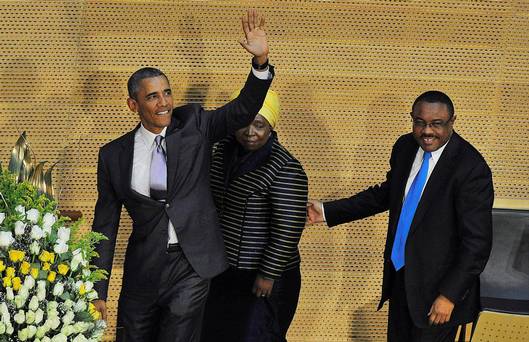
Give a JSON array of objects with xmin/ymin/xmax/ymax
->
[{"xmin": 127, "ymin": 97, "xmax": 138, "ymax": 112}]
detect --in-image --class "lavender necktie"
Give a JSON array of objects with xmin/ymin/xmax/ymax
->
[{"xmin": 150, "ymin": 135, "xmax": 167, "ymax": 201}]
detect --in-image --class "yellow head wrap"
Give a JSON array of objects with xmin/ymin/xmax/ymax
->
[{"xmin": 230, "ymin": 89, "xmax": 280, "ymax": 129}]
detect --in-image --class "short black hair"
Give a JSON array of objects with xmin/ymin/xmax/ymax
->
[
  {"xmin": 412, "ymin": 91, "xmax": 454, "ymax": 118},
  {"xmin": 127, "ymin": 67, "xmax": 169, "ymax": 99}
]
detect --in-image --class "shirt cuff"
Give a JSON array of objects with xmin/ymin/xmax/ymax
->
[
  {"xmin": 251, "ymin": 67, "xmax": 272, "ymax": 80},
  {"xmin": 322, "ymin": 202, "xmax": 327, "ymax": 223}
]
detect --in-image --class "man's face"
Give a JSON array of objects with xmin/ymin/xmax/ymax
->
[
  {"xmin": 411, "ymin": 101, "xmax": 455, "ymax": 152},
  {"xmin": 235, "ymin": 114, "xmax": 272, "ymax": 151},
  {"xmin": 127, "ymin": 76, "xmax": 173, "ymax": 134}
]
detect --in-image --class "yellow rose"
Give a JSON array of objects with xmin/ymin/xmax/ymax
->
[
  {"xmin": 2, "ymin": 276, "xmax": 11, "ymax": 287},
  {"xmin": 89, "ymin": 302, "xmax": 101, "ymax": 320},
  {"xmin": 20, "ymin": 261, "xmax": 31, "ymax": 275},
  {"xmin": 47, "ymin": 271, "xmax": 56, "ymax": 282},
  {"xmin": 31, "ymin": 267, "xmax": 39, "ymax": 279},
  {"xmin": 49, "ymin": 252, "xmax": 55, "ymax": 264},
  {"xmin": 42, "ymin": 262, "xmax": 51, "ymax": 271},
  {"xmin": 57, "ymin": 264, "xmax": 69, "ymax": 275},
  {"xmin": 6, "ymin": 267, "xmax": 15, "ymax": 279},
  {"xmin": 79, "ymin": 284, "xmax": 86, "ymax": 295},
  {"xmin": 39, "ymin": 251, "xmax": 52, "ymax": 263},
  {"xmin": 9, "ymin": 250, "xmax": 25, "ymax": 263},
  {"xmin": 12, "ymin": 277, "xmax": 22, "ymax": 291},
  {"xmin": 0, "ymin": 260, "xmax": 5, "ymax": 272}
]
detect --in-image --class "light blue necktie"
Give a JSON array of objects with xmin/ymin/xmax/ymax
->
[
  {"xmin": 149, "ymin": 135, "xmax": 167, "ymax": 201},
  {"xmin": 391, "ymin": 151, "xmax": 432, "ymax": 271}
]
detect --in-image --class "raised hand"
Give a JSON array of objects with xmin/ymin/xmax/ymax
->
[
  {"xmin": 307, "ymin": 200, "xmax": 325, "ymax": 224},
  {"xmin": 239, "ymin": 9, "xmax": 269, "ymax": 64}
]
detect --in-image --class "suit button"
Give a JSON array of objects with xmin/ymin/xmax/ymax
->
[{"xmin": 165, "ymin": 203, "xmax": 170, "ymax": 208}]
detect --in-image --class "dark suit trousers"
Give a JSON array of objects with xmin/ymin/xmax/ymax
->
[
  {"xmin": 117, "ymin": 245, "xmax": 210, "ymax": 342},
  {"xmin": 202, "ymin": 266, "xmax": 301, "ymax": 342},
  {"xmin": 388, "ymin": 268, "xmax": 458, "ymax": 342}
]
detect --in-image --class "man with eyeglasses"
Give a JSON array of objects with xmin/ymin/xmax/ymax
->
[{"xmin": 307, "ymin": 91, "xmax": 493, "ymax": 342}]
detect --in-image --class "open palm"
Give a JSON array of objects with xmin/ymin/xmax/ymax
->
[{"xmin": 240, "ymin": 9, "xmax": 269, "ymax": 59}]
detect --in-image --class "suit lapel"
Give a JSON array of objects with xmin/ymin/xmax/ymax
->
[
  {"xmin": 119, "ymin": 127, "xmax": 137, "ymax": 198},
  {"xmin": 164, "ymin": 113, "xmax": 182, "ymax": 199},
  {"xmin": 408, "ymin": 133, "xmax": 461, "ymax": 236}
]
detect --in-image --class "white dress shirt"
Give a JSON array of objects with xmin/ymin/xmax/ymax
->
[{"xmin": 132, "ymin": 125, "xmax": 179, "ymax": 244}]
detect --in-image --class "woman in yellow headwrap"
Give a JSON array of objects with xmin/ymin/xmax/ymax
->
[{"xmin": 203, "ymin": 90, "xmax": 308, "ymax": 342}]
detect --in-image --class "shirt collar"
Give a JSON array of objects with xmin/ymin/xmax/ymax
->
[
  {"xmin": 138, "ymin": 124, "xmax": 167, "ymax": 147},
  {"xmin": 418, "ymin": 138, "xmax": 450, "ymax": 163}
]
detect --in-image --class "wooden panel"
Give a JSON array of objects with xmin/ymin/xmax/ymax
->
[{"xmin": 0, "ymin": 1, "xmax": 528, "ymax": 341}]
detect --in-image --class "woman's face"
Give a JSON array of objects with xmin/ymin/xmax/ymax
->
[{"xmin": 235, "ymin": 114, "xmax": 272, "ymax": 151}]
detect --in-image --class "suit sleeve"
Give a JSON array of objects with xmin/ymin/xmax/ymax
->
[
  {"xmin": 438, "ymin": 160, "xmax": 493, "ymax": 303},
  {"xmin": 259, "ymin": 160, "xmax": 308, "ymax": 279},
  {"xmin": 92, "ymin": 149, "xmax": 123, "ymax": 301},
  {"xmin": 198, "ymin": 66, "xmax": 274, "ymax": 143},
  {"xmin": 323, "ymin": 144, "xmax": 396, "ymax": 227}
]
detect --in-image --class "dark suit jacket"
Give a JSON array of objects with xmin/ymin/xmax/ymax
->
[
  {"xmin": 324, "ymin": 132, "xmax": 493, "ymax": 328},
  {"xmin": 92, "ymin": 69, "xmax": 273, "ymax": 301}
]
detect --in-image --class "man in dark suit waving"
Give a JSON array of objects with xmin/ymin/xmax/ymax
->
[
  {"xmin": 91, "ymin": 10, "xmax": 273, "ymax": 342},
  {"xmin": 307, "ymin": 91, "xmax": 493, "ymax": 342}
]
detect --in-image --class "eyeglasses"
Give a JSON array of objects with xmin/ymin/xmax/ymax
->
[{"xmin": 412, "ymin": 117, "xmax": 453, "ymax": 130}]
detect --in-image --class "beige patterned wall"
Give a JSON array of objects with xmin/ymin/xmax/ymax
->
[{"xmin": 0, "ymin": 1, "xmax": 528, "ymax": 341}]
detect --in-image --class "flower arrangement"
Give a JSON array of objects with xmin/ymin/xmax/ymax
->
[{"xmin": 0, "ymin": 138, "xmax": 107, "ymax": 341}]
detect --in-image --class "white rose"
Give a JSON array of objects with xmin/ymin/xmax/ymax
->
[
  {"xmin": 37, "ymin": 281, "xmax": 46, "ymax": 301},
  {"xmin": 70, "ymin": 249, "xmax": 86, "ymax": 271},
  {"xmin": 36, "ymin": 325, "xmax": 48, "ymax": 338},
  {"xmin": 26, "ymin": 208, "xmax": 40, "ymax": 223},
  {"xmin": 57, "ymin": 227, "xmax": 70, "ymax": 243},
  {"xmin": 53, "ymin": 282, "xmax": 64, "ymax": 296},
  {"xmin": 0, "ymin": 302, "xmax": 9, "ymax": 317},
  {"xmin": 0, "ymin": 231, "xmax": 14, "ymax": 248},
  {"xmin": 26, "ymin": 310, "xmax": 36, "ymax": 324},
  {"xmin": 47, "ymin": 301, "xmax": 59, "ymax": 312},
  {"xmin": 31, "ymin": 225, "xmax": 44, "ymax": 240},
  {"xmin": 18, "ymin": 286, "xmax": 29, "ymax": 299},
  {"xmin": 29, "ymin": 296, "xmax": 39, "ymax": 311},
  {"xmin": 15, "ymin": 205, "xmax": 25, "ymax": 216},
  {"xmin": 52, "ymin": 333, "xmax": 67, "ymax": 342},
  {"xmin": 18, "ymin": 327, "xmax": 29, "ymax": 341},
  {"xmin": 27, "ymin": 325, "xmax": 37, "ymax": 338},
  {"xmin": 24, "ymin": 275, "xmax": 36, "ymax": 289},
  {"xmin": 73, "ymin": 299, "xmax": 87, "ymax": 313},
  {"xmin": 14, "ymin": 295, "xmax": 27, "ymax": 308},
  {"xmin": 86, "ymin": 290, "xmax": 98, "ymax": 301},
  {"xmin": 6, "ymin": 287, "xmax": 14, "ymax": 300},
  {"xmin": 35, "ymin": 308, "xmax": 44, "ymax": 324},
  {"xmin": 62, "ymin": 311, "xmax": 75, "ymax": 326},
  {"xmin": 14, "ymin": 220, "xmax": 26, "ymax": 235},
  {"xmin": 63, "ymin": 299, "xmax": 74, "ymax": 310},
  {"xmin": 42, "ymin": 213, "xmax": 56, "ymax": 235},
  {"xmin": 48, "ymin": 316, "xmax": 61, "ymax": 330},
  {"xmin": 42, "ymin": 336, "xmax": 52, "ymax": 342},
  {"xmin": 14, "ymin": 310, "xmax": 25, "ymax": 324},
  {"xmin": 0, "ymin": 212, "xmax": 5, "ymax": 225},
  {"xmin": 84, "ymin": 281, "xmax": 94, "ymax": 292},
  {"xmin": 53, "ymin": 240, "xmax": 68, "ymax": 254},
  {"xmin": 0, "ymin": 322, "xmax": 5, "ymax": 334},
  {"xmin": 30, "ymin": 240, "xmax": 41, "ymax": 255},
  {"xmin": 5, "ymin": 322, "xmax": 14, "ymax": 335}
]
